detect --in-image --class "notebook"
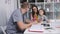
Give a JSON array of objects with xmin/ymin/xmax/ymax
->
[{"xmin": 28, "ymin": 24, "xmax": 44, "ymax": 32}]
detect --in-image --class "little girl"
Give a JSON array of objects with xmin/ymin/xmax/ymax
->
[{"xmin": 38, "ymin": 8, "xmax": 50, "ymax": 26}]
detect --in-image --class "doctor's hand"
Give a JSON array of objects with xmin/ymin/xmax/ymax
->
[{"xmin": 25, "ymin": 23, "xmax": 32, "ymax": 29}]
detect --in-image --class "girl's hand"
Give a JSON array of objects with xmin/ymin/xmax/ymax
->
[{"xmin": 47, "ymin": 20, "xmax": 50, "ymax": 23}]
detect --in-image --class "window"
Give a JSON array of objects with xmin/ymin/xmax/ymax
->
[{"xmin": 17, "ymin": 0, "xmax": 60, "ymax": 19}]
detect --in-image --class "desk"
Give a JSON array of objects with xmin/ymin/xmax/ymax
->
[{"xmin": 24, "ymin": 20, "xmax": 60, "ymax": 34}]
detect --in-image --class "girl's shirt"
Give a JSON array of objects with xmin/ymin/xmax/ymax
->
[{"xmin": 38, "ymin": 15, "xmax": 48, "ymax": 22}]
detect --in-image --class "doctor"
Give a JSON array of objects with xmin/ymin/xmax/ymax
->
[{"xmin": 6, "ymin": 2, "xmax": 32, "ymax": 34}]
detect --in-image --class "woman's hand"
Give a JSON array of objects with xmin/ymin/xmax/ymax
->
[{"xmin": 32, "ymin": 20, "xmax": 41, "ymax": 24}]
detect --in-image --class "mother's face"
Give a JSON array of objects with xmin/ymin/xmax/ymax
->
[{"xmin": 32, "ymin": 7, "xmax": 37, "ymax": 13}]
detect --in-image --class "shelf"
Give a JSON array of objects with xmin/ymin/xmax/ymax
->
[
  {"xmin": 54, "ymin": 3, "xmax": 60, "ymax": 12},
  {"xmin": 54, "ymin": 2, "xmax": 60, "ymax": 3},
  {"xmin": 29, "ymin": 2, "xmax": 44, "ymax": 4},
  {"xmin": 54, "ymin": 12, "xmax": 60, "ymax": 19},
  {"xmin": 44, "ymin": 2, "xmax": 53, "ymax": 3}
]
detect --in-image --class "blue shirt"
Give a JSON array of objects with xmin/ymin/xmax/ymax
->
[{"xmin": 6, "ymin": 9, "xmax": 28, "ymax": 34}]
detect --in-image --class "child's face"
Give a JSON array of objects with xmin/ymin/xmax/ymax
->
[{"xmin": 39, "ymin": 10, "xmax": 44, "ymax": 16}]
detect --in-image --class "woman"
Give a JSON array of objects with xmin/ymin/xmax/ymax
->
[{"xmin": 31, "ymin": 5, "xmax": 39, "ymax": 22}]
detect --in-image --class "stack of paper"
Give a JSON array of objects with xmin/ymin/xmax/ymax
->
[{"xmin": 29, "ymin": 24, "xmax": 44, "ymax": 32}]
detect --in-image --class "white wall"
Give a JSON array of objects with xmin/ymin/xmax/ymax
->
[{"xmin": 0, "ymin": 0, "xmax": 17, "ymax": 26}]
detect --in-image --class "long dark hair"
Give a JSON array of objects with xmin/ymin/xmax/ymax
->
[
  {"xmin": 39, "ymin": 8, "xmax": 46, "ymax": 15},
  {"xmin": 32, "ymin": 5, "xmax": 39, "ymax": 18}
]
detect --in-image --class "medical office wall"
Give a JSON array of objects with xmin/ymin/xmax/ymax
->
[{"xmin": 0, "ymin": 0, "xmax": 17, "ymax": 26}]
